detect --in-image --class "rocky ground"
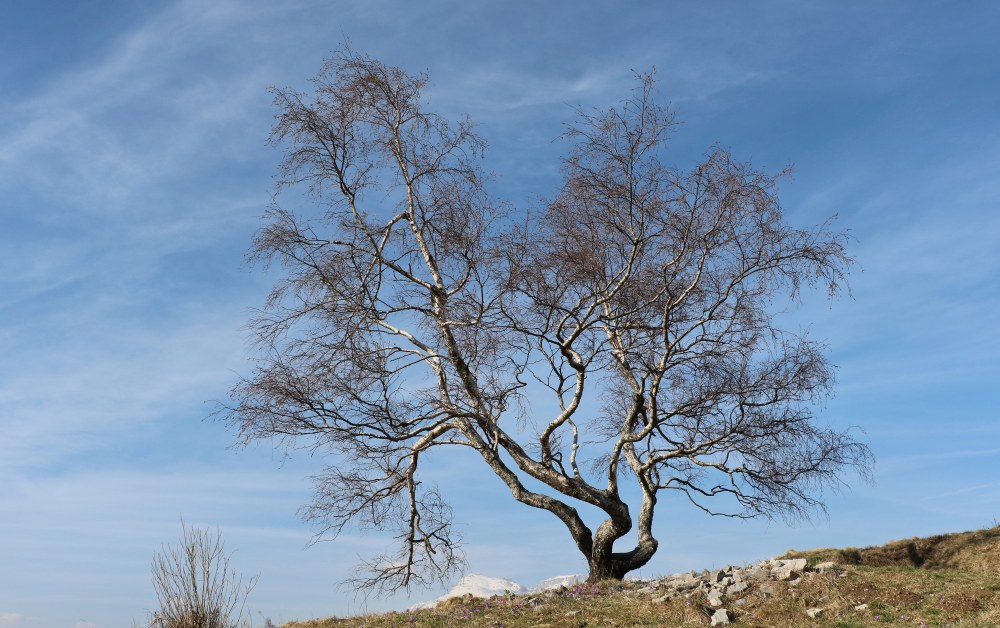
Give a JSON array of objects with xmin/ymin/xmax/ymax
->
[
  {"xmin": 637, "ymin": 557, "xmax": 843, "ymax": 625},
  {"xmin": 283, "ymin": 525, "xmax": 1000, "ymax": 627}
]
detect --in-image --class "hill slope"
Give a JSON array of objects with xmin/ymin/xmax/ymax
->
[
  {"xmin": 283, "ymin": 525, "xmax": 1000, "ymax": 627},
  {"xmin": 781, "ymin": 525, "xmax": 1000, "ymax": 575}
]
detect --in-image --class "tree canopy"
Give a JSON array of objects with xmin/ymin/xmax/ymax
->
[{"xmin": 225, "ymin": 48, "xmax": 871, "ymax": 592}]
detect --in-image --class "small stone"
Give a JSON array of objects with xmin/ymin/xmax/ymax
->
[
  {"xmin": 564, "ymin": 610, "xmax": 581, "ymax": 617},
  {"xmin": 733, "ymin": 598, "xmax": 748, "ymax": 607},
  {"xmin": 706, "ymin": 590, "xmax": 724, "ymax": 607},
  {"xmin": 815, "ymin": 561, "xmax": 837, "ymax": 572},
  {"xmin": 806, "ymin": 607, "xmax": 824, "ymax": 619},
  {"xmin": 652, "ymin": 594, "xmax": 671, "ymax": 603},
  {"xmin": 758, "ymin": 582, "xmax": 781, "ymax": 596},
  {"xmin": 786, "ymin": 558, "xmax": 808, "ymax": 571},
  {"xmin": 710, "ymin": 608, "xmax": 730, "ymax": 626},
  {"xmin": 773, "ymin": 558, "xmax": 807, "ymax": 581},
  {"xmin": 714, "ymin": 569, "xmax": 727, "ymax": 582},
  {"xmin": 726, "ymin": 581, "xmax": 748, "ymax": 596},
  {"xmin": 854, "ymin": 603, "xmax": 868, "ymax": 611}
]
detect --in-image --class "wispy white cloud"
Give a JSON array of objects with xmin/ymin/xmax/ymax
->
[
  {"xmin": 0, "ymin": 0, "xmax": 293, "ymax": 481},
  {"xmin": 1, "ymin": 1, "xmax": 999, "ymax": 626},
  {"xmin": 0, "ymin": 0, "xmax": 299, "ymax": 220},
  {"xmin": 925, "ymin": 482, "xmax": 1000, "ymax": 502},
  {"xmin": 0, "ymin": 613, "xmax": 49, "ymax": 628},
  {"xmin": 880, "ymin": 447, "xmax": 1000, "ymax": 468},
  {"xmin": 0, "ymin": 314, "xmax": 243, "ymax": 471}
]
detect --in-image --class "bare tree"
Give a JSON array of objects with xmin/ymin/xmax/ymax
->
[
  {"xmin": 144, "ymin": 520, "xmax": 257, "ymax": 628},
  {"xmin": 225, "ymin": 48, "xmax": 871, "ymax": 590}
]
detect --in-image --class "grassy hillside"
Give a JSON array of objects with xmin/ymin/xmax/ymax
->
[
  {"xmin": 781, "ymin": 525, "xmax": 1000, "ymax": 575},
  {"xmin": 283, "ymin": 526, "xmax": 1000, "ymax": 627}
]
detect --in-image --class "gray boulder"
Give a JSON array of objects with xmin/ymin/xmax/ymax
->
[
  {"xmin": 710, "ymin": 608, "xmax": 730, "ymax": 626},
  {"xmin": 726, "ymin": 581, "xmax": 748, "ymax": 596}
]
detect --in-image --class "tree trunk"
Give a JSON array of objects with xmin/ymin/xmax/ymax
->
[
  {"xmin": 583, "ymin": 490, "xmax": 658, "ymax": 581},
  {"xmin": 587, "ymin": 557, "xmax": 620, "ymax": 581},
  {"xmin": 587, "ymin": 555, "xmax": 629, "ymax": 581},
  {"xmin": 586, "ymin": 516, "xmax": 632, "ymax": 581},
  {"xmin": 586, "ymin": 537, "xmax": 659, "ymax": 581}
]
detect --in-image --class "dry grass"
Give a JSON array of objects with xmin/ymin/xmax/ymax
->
[
  {"xmin": 781, "ymin": 525, "xmax": 1000, "ymax": 575},
  {"xmin": 282, "ymin": 526, "xmax": 1000, "ymax": 627},
  {"xmin": 283, "ymin": 580, "xmax": 709, "ymax": 628}
]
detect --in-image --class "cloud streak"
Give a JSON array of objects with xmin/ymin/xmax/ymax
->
[{"xmin": 2, "ymin": 1, "xmax": 999, "ymax": 626}]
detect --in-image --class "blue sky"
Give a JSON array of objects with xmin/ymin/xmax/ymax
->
[{"xmin": 1, "ymin": 1, "xmax": 998, "ymax": 626}]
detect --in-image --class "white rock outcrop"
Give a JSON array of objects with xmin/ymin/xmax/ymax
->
[
  {"xmin": 410, "ymin": 573, "xmax": 525, "ymax": 609},
  {"xmin": 410, "ymin": 557, "xmax": 843, "ymax": 615},
  {"xmin": 531, "ymin": 574, "xmax": 585, "ymax": 592}
]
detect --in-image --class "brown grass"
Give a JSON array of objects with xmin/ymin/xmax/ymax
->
[
  {"xmin": 282, "ymin": 526, "xmax": 1000, "ymax": 627},
  {"xmin": 781, "ymin": 525, "xmax": 1000, "ymax": 575}
]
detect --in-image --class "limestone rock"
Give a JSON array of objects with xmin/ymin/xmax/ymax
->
[
  {"xmin": 780, "ymin": 558, "xmax": 808, "ymax": 571},
  {"xmin": 758, "ymin": 581, "xmax": 781, "ymax": 596},
  {"xmin": 532, "ymin": 574, "xmax": 585, "ymax": 592},
  {"xmin": 772, "ymin": 558, "xmax": 807, "ymax": 581},
  {"xmin": 710, "ymin": 608, "xmax": 730, "ymax": 626},
  {"xmin": 643, "ymin": 553, "xmax": 842, "ymax": 609},
  {"xmin": 806, "ymin": 607, "xmax": 824, "ymax": 619},
  {"xmin": 726, "ymin": 581, "xmax": 748, "ymax": 596}
]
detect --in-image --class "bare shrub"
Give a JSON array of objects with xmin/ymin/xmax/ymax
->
[{"xmin": 144, "ymin": 520, "xmax": 258, "ymax": 628}]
